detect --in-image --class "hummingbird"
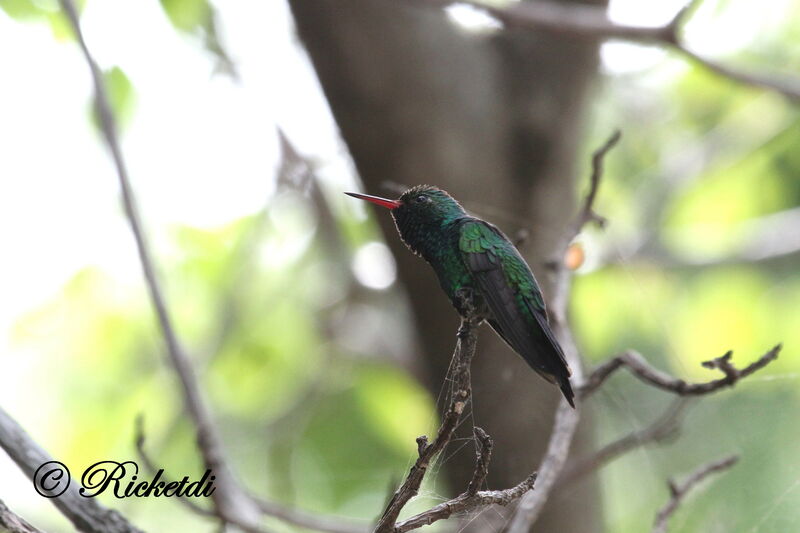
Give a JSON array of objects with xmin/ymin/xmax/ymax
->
[{"xmin": 346, "ymin": 185, "xmax": 575, "ymax": 407}]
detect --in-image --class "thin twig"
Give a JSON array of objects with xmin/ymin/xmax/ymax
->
[
  {"xmin": 652, "ymin": 455, "xmax": 739, "ymax": 533},
  {"xmin": 420, "ymin": 0, "xmax": 800, "ymax": 102},
  {"xmin": 133, "ymin": 416, "xmax": 216, "ymax": 518},
  {"xmin": 57, "ymin": 0, "xmax": 263, "ymax": 528},
  {"xmin": 549, "ymin": 131, "xmax": 621, "ymax": 320},
  {"xmin": 467, "ymin": 427, "xmax": 493, "ymax": 495},
  {"xmin": 0, "ymin": 407, "xmax": 142, "ymax": 533},
  {"xmin": 373, "ymin": 316, "xmax": 480, "ymax": 533},
  {"xmin": 0, "ymin": 498, "xmax": 44, "ymax": 533},
  {"xmin": 572, "ymin": 129, "xmax": 621, "ymax": 236},
  {"xmin": 579, "ymin": 344, "xmax": 782, "ymax": 398},
  {"xmin": 394, "ymin": 473, "xmax": 536, "ymax": 533},
  {"xmin": 558, "ymin": 399, "xmax": 692, "ymax": 488},
  {"xmin": 507, "ymin": 132, "xmax": 618, "ymax": 532},
  {"xmin": 60, "ymin": 6, "xmax": 370, "ymax": 533},
  {"xmin": 505, "ymin": 400, "xmax": 576, "ymax": 533}
]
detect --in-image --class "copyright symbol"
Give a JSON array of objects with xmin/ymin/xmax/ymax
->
[{"xmin": 34, "ymin": 461, "xmax": 71, "ymax": 498}]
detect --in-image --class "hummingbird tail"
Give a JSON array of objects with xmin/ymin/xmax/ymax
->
[{"xmin": 559, "ymin": 378, "xmax": 576, "ymax": 409}]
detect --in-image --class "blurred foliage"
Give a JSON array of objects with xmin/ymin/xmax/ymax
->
[
  {"xmin": 0, "ymin": 0, "xmax": 80, "ymax": 40},
  {"xmin": 88, "ymin": 66, "xmax": 136, "ymax": 133},
  {"xmin": 573, "ymin": 4, "xmax": 800, "ymax": 527},
  {"xmin": 2, "ymin": 0, "xmax": 800, "ymax": 532},
  {"xmin": 159, "ymin": 0, "xmax": 237, "ymax": 78}
]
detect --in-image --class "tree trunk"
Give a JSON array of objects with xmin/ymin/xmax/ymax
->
[{"xmin": 289, "ymin": 1, "xmax": 603, "ymax": 530}]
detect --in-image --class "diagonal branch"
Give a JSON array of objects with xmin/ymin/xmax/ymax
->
[
  {"xmin": 550, "ymin": 130, "xmax": 621, "ymax": 319},
  {"xmin": 354, "ymin": 309, "xmax": 540, "ymax": 533},
  {"xmin": 0, "ymin": 407, "xmax": 142, "ymax": 533},
  {"xmin": 579, "ymin": 344, "xmax": 782, "ymax": 398},
  {"xmin": 393, "ymin": 473, "xmax": 536, "ymax": 533},
  {"xmin": 557, "ymin": 399, "xmax": 692, "ymax": 488},
  {"xmin": 420, "ymin": 0, "xmax": 800, "ymax": 102},
  {"xmin": 508, "ymin": 132, "xmax": 619, "ymax": 533},
  {"xmin": 0, "ymin": 498, "xmax": 44, "ymax": 533},
  {"xmin": 373, "ymin": 315, "xmax": 480, "ymax": 533},
  {"xmin": 59, "ymin": 5, "xmax": 376, "ymax": 533},
  {"xmin": 652, "ymin": 455, "xmax": 739, "ymax": 533},
  {"xmin": 370, "ymin": 316, "xmax": 539, "ymax": 533},
  {"xmin": 467, "ymin": 427, "xmax": 493, "ymax": 495},
  {"xmin": 137, "ymin": 415, "xmax": 369, "ymax": 533},
  {"xmin": 57, "ymin": 0, "xmax": 262, "ymax": 528},
  {"xmin": 571, "ymin": 129, "xmax": 621, "ymax": 237},
  {"xmin": 133, "ymin": 417, "xmax": 215, "ymax": 519}
]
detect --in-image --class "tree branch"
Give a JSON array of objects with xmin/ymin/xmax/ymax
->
[
  {"xmin": 466, "ymin": 427, "xmax": 493, "ymax": 495},
  {"xmin": 58, "ymin": 0, "xmax": 264, "ymax": 527},
  {"xmin": 550, "ymin": 130, "xmax": 621, "ymax": 317},
  {"xmin": 421, "ymin": 0, "xmax": 800, "ymax": 102},
  {"xmin": 56, "ymin": 5, "xmax": 380, "ymax": 533},
  {"xmin": 508, "ymin": 131, "xmax": 619, "ymax": 532},
  {"xmin": 393, "ymin": 473, "xmax": 536, "ymax": 533},
  {"xmin": 579, "ymin": 344, "xmax": 782, "ymax": 398},
  {"xmin": 0, "ymin": 498, "xmax": 44, "ymax": 533},
  {"xmin": 652, "ymin": 455, "xmax": 739, "ymax": 533},
  {"xmin": 558, "ymin": 399, "xmax": 692, "ymax": 488},
  {"xmin": 0, "ymin": 407, "xmax": 142, "ymax": 533},
  {"xmin": 373, "ymin": 315, "xmax": 481, "ymax": 533},
  {"xmin": 505, "ymin": 400, "xmax": 576, "ymax": 533},
  {"xmin": 571, "ymin": 129, "xmax": 621, "ymax": 237},
  {"xmin": 133, "ymin": 417, "xmax": 215, "ymax": 518},
  {"xmin": 367, "ymin": 316, "xmax": 538, "ymax": 533}
]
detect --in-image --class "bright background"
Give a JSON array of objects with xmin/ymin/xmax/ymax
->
[{"xmin": 1, "ymin": 0, "xmax": 799, "ymax": 531}]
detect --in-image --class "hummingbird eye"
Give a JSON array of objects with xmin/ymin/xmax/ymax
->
[{"xmin": 416, "ymin": 195, "xmax": 429, "ymax": 203}]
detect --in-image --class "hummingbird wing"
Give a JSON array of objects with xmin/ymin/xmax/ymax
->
[{"xmin": 458, "ymin": 219, "xmax": 575, "ymax": 407}]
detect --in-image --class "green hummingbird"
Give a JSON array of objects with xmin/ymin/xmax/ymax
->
[{"xmin": 346, "ymin": 185, "xmax": 575, "ymax": 407}]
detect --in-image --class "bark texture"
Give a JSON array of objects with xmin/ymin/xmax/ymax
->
[{"xmin": 288, "ymin": 1, "xmax": 603, "ymax": 530}]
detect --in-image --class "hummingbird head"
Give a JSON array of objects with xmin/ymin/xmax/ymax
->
[
  {"xmin": 345, "ymin": 185, "xmax": 467, "ymax": 258},
  {"xmin": 394, "ymin": 185, "xmax": 466, "ymax": 226}
]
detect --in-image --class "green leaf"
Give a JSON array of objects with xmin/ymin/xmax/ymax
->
[
  {"xmin": 46, "ymin": 8, "xmax": 74, "ymax": 41},
  {"xmin": 159, "ymin": 0, "xmax": 210, "ymax": 32},
  {"xmin": 88, "ymin": 66, "xmax": 136, "ymax": 133},
  {"xmin": 0, "ymin": 0, "xmax": 49, "ymax": 20},
  {"xmin": 158, "ymin": 0, "xmax": 237, "ymax": 78}
]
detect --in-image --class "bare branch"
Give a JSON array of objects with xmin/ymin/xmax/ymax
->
[
  {"xmin": 0, "ymin": 499, "xmax": 44, "ymax": 533},
  {"xmin": 675, "ymin": 47, "xmax": 800, "ymax": 102},
  {"xmin": 393, "ymin": 473, "xmax": 536, "ymax": 533},
  {"xmin": 579, "ymin": 344, "xmax": 782, "ymax": 398},
  {"xmin": 571, "ymin": 129, "xmax": 622, "ymax": 237},
  {"xmin": 505, "ymin": 400, "xmax": 577, "ymax": 533},
  {"xmin": 373, "ymin": 316, "xmax": 480, "ymax": 533},
  {"xmin": 57, "ymin": 0, "xmax": 263, "ymax": 528},
  {"xmin": 652, "ymin": 455, "xmax": 739, "ymax": 533},
  {"xmin": 138, "ymin": 412, "xmax": 368, "ymax": 533},
  {"xmin": 467, "ymin": 427, "xmax": 493, "ymax": 495},
  {"xmin": 133, "ymin": 417, "xmax": 216, "ymax": 518},
  {"xmin": 57, "ymin": 8, "xmax": 373, "ymax": 533},
  {"xmin": 0, "ymin": 407, "xmax": 142, "ymax": 533},
  {"xmin": 508, "ymin": 130, "xmax": 621, "ymax": 531},
  {"xmin": 558, "ymin": 399, "xmax": 692, "ymax": 488},
  {"xmin": 371, "ymin": 324, "xmax": 539, "ymax": 533},
  {"xmin": 420, "ymin": 0, "xmax": 800, "ymax": 102}
]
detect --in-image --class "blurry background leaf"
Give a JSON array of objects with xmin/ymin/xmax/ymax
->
[
  {"xmin": 0, "ymin": 0, "xmax": 82, "ymax": 40},
  {"xmin": 160, "ymin": 0, "xmax": 209, "ymax": 32},
  {"xmin": 88, "ymin": 66, "xmax": 136, "ymax": 133},
  {"xmin": 159, "ymin": 0, "xmax": 237, "ymax": 78}
]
